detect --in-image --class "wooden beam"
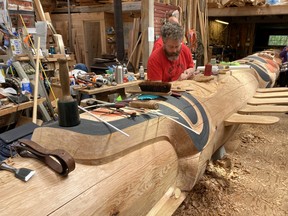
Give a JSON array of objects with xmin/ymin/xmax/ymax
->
[
  {"xmin": 51, "ymin": 2, "xmax": 141, "ymax": 14},
  {"xmin": 141, "ymin": 0, "xmax": 151, "ymax": 69},
  {"xmin": 213, "ymin": 15, "xmax": 288, "ymax": 24},
  {"xmin": 208, "ymin": 5, "xmax": 288, "ymax": 17},
  {"xmin": 113, "ymin": 0, "xmax": 125, "ymax": 61},
  {"xmin": 34, "ymin": 0, "xmax": 46, "ymax": 21}
]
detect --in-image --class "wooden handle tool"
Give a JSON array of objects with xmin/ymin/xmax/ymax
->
[
  {"xmin": 129, "ymin": 100, "xmax": 159, "ymax": 110},
  {"xmin": 57, "ymin": 58, "xmax": 80, "ymax": 127}
]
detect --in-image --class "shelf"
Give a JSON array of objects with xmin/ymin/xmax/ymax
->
[
  {"xmin": 0, "ymin": 98, "xmax": 45, "ymax": 117},
  {"xmin": 15, "ymin": 54, "xmax": 73, "ymax": 62}
]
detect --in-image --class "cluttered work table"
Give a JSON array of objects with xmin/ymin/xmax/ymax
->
[
  {"xmin": 76, "ymin": 80, "xmax": 142, "ymax": 95},
  {"xmin": 73, "ymin": 80, "xmax": 143, "ymax": 102}
]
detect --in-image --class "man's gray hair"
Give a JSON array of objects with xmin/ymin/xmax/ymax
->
[{"xmin": 161, "ymin": 22, "xmax": 184, "ymax": 42}]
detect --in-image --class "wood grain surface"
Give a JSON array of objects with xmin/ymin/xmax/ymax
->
[{"xmin": 1, "ymin": 52, "xmax": 288, "ymax": 215}]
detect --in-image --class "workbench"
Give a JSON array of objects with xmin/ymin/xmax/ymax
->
[
  {"xmin": 0, "ymin": 98, "xmax": 46, "ymax": 131},
  {"xmin": 74, "ymin": 80, "xmax": 142, "ymax": 102}
]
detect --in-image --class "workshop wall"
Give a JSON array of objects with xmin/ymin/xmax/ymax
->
[{"xmin": 50, "ymin": 11, "xmax": 140, "ymax": 68}]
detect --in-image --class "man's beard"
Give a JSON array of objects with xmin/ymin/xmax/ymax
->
[{"xmin": 164, "ymin": 49, "xmax": 180, "ymax": 61}]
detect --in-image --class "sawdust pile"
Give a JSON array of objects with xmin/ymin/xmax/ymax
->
[{"xmin": 173, "ymin": 113, "xmax": 288, "ymax": 216}]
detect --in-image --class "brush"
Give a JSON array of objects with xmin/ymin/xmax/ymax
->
[
  {"xmin": 138, "ymin": 81, "xmax": 172, "ymax": 93},
  {"xmin": 0, "ymin": 162, "xmax": 35, "ymax": 182}
]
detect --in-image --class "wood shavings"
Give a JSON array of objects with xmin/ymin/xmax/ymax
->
[
  {"xmin": 218, "ymin": 69, "xmax": 230, "ymax": 74},
  {"xmin": 193, "ymin": 74, "xmax": 214, "ymax": 82}
]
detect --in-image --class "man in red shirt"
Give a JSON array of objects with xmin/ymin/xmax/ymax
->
[
  {"xmin": 152, "ymin": 16, "xmax": 179, "ymax": 52},
  {"xmin": 147, "ymin": 22, "xmax": 195, "ymax": 82}
]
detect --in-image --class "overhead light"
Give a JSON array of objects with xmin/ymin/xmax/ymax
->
[{"xmin": 215, "ymin": 19, "xmax": 229, "ymax": 25}]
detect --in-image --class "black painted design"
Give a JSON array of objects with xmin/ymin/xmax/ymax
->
[
  {"xmin": 45, "ymin": 93, "xmax": 209, "ymax": 152},
  {"xmin": 156, "ymin": 92, "xmax": 210, "ymax": 151},
  {"xmin": 246, "ymin": 62, "xmax": 271, "ymax": 87}
]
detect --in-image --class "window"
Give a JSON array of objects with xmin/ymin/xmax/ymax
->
[{"xmin": 268, "ymin": 35, "xmax": 288, "ymax": 46}]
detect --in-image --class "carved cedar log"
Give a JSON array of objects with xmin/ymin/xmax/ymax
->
[{"xmin": 1, "ymin": 50, "xmax": 287, "ymax": 215}]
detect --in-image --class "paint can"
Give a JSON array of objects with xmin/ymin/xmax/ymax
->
[{"xmin": 204, "ymin": 64, "xmax": 212, "ymax": 76}]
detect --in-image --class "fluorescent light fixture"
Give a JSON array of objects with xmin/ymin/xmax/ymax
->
[{"xmin": 215, "ymin": 19, "xmax": 229, "ymax": 25}]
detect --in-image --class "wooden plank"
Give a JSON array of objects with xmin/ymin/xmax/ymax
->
[
  {"xmin": 130, "ymin": 18, "xmax": 140, "ymax": 69},
  {"xmin": 254, "ymin": 91, "xmax": 288, "ymax": 98},
  {"xmin": 155, "ymin": 192, "xmax": 186, "ymax": 216},
  {"xmin": 0, "ymin": 98, "xmax": 45, "ymax": 117},
  {"xmin": 32, "ymin": 37, "xmax": 41, "ymax": 124},
  {"xmin": 248, "ymin": 98, "xmax": 288, "ymax": 105},
  {"xmin": 52, "ymin": 1, "xmax": 141, "ymax": 13},
  {"xmin": 224, "ymin": 113, "xmax": 279, "ymax": 126},
  {"xmin": 142, "ymin": 0, "xmax": 154, "ymax": 70},
  {"xmin": 83, "ymin": 21, "xmax": 102, "ymax": 68},
  {"xmin": 147, "ymin": 188, "xmax": 186, "ymax": 216},
  {"xmin": 256, "ymin": 87, "xmax": 288, "ymax": 93},
  {"xmin": 53, "ymin": 34, "xmax": 66, "ymax": 54},
  {"xmin": 197, "ymin": 0, "xmax": 208, "ymax": 64},
  {"xmin": 208, "ymin": 5, "xmax": 288, "ymax": 17},
  {"xmin": 238, "ymin": 105, "xmax": 288, "ymax": 114},
  {"xmin": 73, "ymin": 29, "xmax": 82, "ymax": 63},
  {"xmin": 34, "ymin": 0, "xmax": 46, "ymax": 21},
  {"xmin": 192, "ymin": 0, "xmax": 198, "ymax": 29},
  {"xmin": 135, "ymin": 28, "xmax": 146, "ymax": 70}
]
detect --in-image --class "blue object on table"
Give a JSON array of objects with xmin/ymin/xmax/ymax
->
[{"xmin": 138, "ymin": 94, "xmax": 159, "ymax": 100}]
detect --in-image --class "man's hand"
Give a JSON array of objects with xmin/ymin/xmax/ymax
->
[{"xmin": 178, "ymin": 68, "xmax": 197, "ymax": 80}]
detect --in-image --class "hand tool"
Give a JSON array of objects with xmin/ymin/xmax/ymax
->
[
  {"xmin": 78, "ymin": 105, "xmax": 129, "ymax": 137},
  {"xmin": 57, "ymin": 58, "xmax": 80, "ymax": 127},
  {"xmin": 128, "ymin": 100, "xmax": 159, "ymax": 109},
  {"xmin": 76, "ymin": 75, "xmax": 103, "ymax": 88},
  {"xmin": 149, "ymin": 110, "xmax": 200, "ymax": 135},
  {"xmin": 13, "ymin": 139, "xmax": 75, "ymax": 176},
  {"xmin": 0, "ymin": 161, "xmax": 35, "ymax": 182}
]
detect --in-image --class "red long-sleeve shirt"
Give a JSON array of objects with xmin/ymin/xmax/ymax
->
[{"xmin": 147, "ymin": 44, "xmax": 194, "ymax": 82}]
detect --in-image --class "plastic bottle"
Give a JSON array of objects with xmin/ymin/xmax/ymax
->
[
  {"xmin": 49, "ymin": 45, "xmax": 55, "ymax": 54},
  {"xmin": 21, "ymin": 78, "xmax": 32, "ymax": 93},
  {"xmin": 139, "ymin": 65, "xmax": 145, "ymax": 80}
]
